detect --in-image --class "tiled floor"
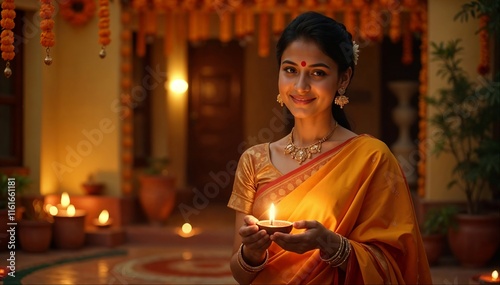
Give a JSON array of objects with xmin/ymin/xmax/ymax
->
[{"xmin": 1, "ymin": 204, "xmax": 498, "ymax": 284}]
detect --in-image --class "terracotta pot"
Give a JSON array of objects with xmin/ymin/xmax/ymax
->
[
  {"xmin": 448, "ymin": 214, "xmax": 500, "ymax": 267},
  {"xmin": 82, "ymin": 183, "xmax": 104, "ymax": 195},
  {"xmin": 422, "ymin": 234, "xmax": 445, "ymax": 266},
  {"xmin": 139, "ymin": 175, "xmax": 176, "ymax": 225},
  {"xmin": 53, "ymin": 214, "xmax": 86, "ymax": 249},
  {"xmin": 19, "ymin": 220, "xmax": 53, "ymax": 253}
]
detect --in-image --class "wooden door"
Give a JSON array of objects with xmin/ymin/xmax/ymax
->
[{"xmin": 187, "ymin": 40, "xmax": 244, "ymax": 204}]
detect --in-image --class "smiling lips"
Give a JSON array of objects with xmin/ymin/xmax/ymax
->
[{"xmin": 290, "ymin": 95, "xmax": 316, "ymax": 104}]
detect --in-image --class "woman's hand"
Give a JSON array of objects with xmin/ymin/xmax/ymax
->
[
  {"xmin": 239, "ymin": 215, "xmax": 272, "ymax": 265},
  {"xmin": 270, "ymin": 220, "xmax": 336, "ymax": 254}
]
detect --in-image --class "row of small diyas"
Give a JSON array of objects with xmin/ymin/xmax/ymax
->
[{"xmin": 44, "ymin": 192, "xmax": 112, "ymax": 228}]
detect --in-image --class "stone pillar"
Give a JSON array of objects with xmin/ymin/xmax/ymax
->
[{"xmin": 388, "ymin": 80, "xmax": 419, "ymax": 187}]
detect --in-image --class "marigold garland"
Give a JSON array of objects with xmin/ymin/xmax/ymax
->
[
  {"xmin": 409, "ymin": 10, "xmax": 421, "ymax": 33},
  {"xmin": 286, "ymin": 0, "xmax": 299, "ymax": 19},
  {"xmin": 1, "ymin": 0, "xmax": 15, "ymax": 77},
  {"xmin": 402, "ymin": 30, "xmax": 413, "ymax": 65},
  {"xmin": 389, "ymin": 10, "xmax": 401, "ymax": 43},
  {"xmin": 164, "ymin": 11, "xmax": 175, "ymax": 56},
  {"xmin": 60, "ymin": 0, "xmax": 96, "ymax": 27},
  {"xmin": 220, "ymin": 12, "xmax": 232, "ymax": 43},
  {"xmin": 272, "ymin": 10, "xmax": 285, "ymax": 36},
  {"xmin": 188, "ymin": 10, "xmax": 199, "ymax": 43},
  {"xmin": 477, "ymin": 15, "xmax": 490, "ymax": 75},
  {"xmin": 235, "ymin": 9, "xmax": 245, "ymax": 39},
  {"xmin": 40, "ymin": 0, "xmax": 56, "ymax": 50},
  {"xmin": 98, "ymin": 0, "xmax": 111, "ymax": 58},
  {"xmin": 344, "ymin": 6, "xmax": 356, "ymax": 39}
]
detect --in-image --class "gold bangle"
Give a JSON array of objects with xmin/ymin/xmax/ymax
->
[
  {"xmin": 320, "ymin": 234, "xmax": 344, "ymax": 263},
  {"xmin": 320, "ymin": 235, "xmax": 351, "ymax": 267},
  {"xmin": 332, "ymin": 240, "xmax": 351, "ymax": 267},
  {"xmin": 237, "ymin": 243, "xmax": 268, "ymax": 273}
]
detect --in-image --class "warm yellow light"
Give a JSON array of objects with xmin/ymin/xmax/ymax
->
[
  {"xmin": 67, "ymin": 204, "xmax": 76, "ymax": 217},
  {"xmin": 181, "ymin": 223, "xmax": 192, "ymax": 234},
  {"xmin": 98, "ymin": 210, "xmax": 109, "ymax": 224},
  {"xmin": 182, "ymin": 251, "xmax": 193, "ymax": 260},
  {"xmin": 169, "ymin": 79, "xmax": 188, "ymax": 94},
  {"xmin": 49, "ymin": 206, "xmax": 58, "ymax": 216},
  {"xmin": 270, "ymin": 203, "xmax": 275, "ymax": 225},
  {"xmin": 493, "ymin": 270, "xmax": 498, "ymax": 280},
  {"xmin": 45, "ymin": 203, "xmax": 53, "ymax": 213},
  {"xmin": 61, "ymin": 192, "xmax": 70, "ymax": 208}
]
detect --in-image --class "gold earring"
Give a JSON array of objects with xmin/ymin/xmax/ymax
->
[
  {"xmin": 276, "ymin": 94, "xmax": 284, "ymax": 107},
  {"xmin": 334, "ymin": 88, "xmax": 349, "ymax": 109}
]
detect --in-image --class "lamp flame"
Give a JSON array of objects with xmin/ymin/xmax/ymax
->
[
  {"xmin": 49, "ymin": 206, "xmax": 58, "ymax": 216},
  {"xmin": 270, "ymin": 203, "xmax": 275, "ymax": 225},
  {"xmin": 61, "ymin": 192, "xmax": 70, "ymax": 208},
  {"xmin": 67, "ymin": 204, "xmax": 76, "ymax": 217},
  {"xmin": 493, "ymin": 270, "xmax": 499, "ymax": 280},
  {"xmin": 98, "ymin": 210, "xmax": 109, "ymax": 224},
  {"xmin": 169, "ymin": 79, "xmax": 188, "ymax": 94},
  {"xmin": 45, "ymin": 203, "xmax": 53, "ymax": 213},
  {"xmin": 181, "ymin": 223, "xmax": 192, "ymax": 234}
]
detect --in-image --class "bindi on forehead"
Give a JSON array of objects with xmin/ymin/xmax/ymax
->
[{"xmin": 300, "ymin": 61, "xmax": 306, "ymax": 67}]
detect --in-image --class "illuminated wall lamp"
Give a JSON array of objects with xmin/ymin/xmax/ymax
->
[{"xmin": 168, "ymin": 79, "xmax": 188, "ymax": 94}]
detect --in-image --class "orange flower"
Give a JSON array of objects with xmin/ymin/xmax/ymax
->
[
  {"xmin": 40, "ymin": 0, "xmax": 55, "ymax": 48},
  {"xmin": 258, "ymin": 12, "xmax": 270, "ymax": 57},
  {"xmin": 60, "ymin": 0, "xmax": 96, "ymax": 27},
  {"xmin": 1, "ymin": 0, "xmax": 16, "ymax": 61},
  {"xmin": 389, "ymin": 10, "xmax": 401, "ymax": 43},
  {"xmin": 402, "ymin": 31, "xmax": 413, "ymax": 65},
  {"xmin": 98, "ymin": 0, "xmax": 111, "ymax": 47},
  {"xmin": 344, "ymin": 6, "xmax": 356, "ymax": 39}
]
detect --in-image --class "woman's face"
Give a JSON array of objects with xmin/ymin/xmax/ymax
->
[{"xmin": 278, "ymin": 39, "xmax": 350, "ymax": 120}]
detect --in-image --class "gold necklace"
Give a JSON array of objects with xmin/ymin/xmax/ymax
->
[{"xmin": 284, "ymin": 122, "xmax": 338, "ymax": 164}]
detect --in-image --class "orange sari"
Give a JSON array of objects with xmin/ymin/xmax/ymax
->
[{"xmin": 228, "ymin": 135, "xmax": 432, "ymax": 284}]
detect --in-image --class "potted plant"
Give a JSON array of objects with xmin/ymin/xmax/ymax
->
[
  {"xmin": 427, "ymin": 1, "xmax": 500, "ymax": 267},
  {"xmin": 18, "ymin": 198, "xmax": 53, "ymax": 253},
  {"xmin": 81, "ymin": 173, "xmax": 105, "ymax": 195},
  {"xmin": 138, "ymin": 157, "xmax": 177, "ymax": 225},
  {"xmin": 421, "ymin": 206, "xmax": 458, "ymax": 266}
]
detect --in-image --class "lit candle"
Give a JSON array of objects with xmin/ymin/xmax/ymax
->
[
  {"xmin": 94, "ymin": 210, "xmax": 113, "ymax": 228},
  {"xmin": 270, "ymin": 203, "xmax": 275, "ymax": 226},
  {"xmin": 67, "ymin": 204, "xmax": 76, "ymax": 217},
  {"xmin": 0, "ymin": 266, "xmax": 7, "ymax": 279},
  {"xmin": 257, "ymin": 203, "xmax": 293, "ymax": 235},
  {"xmin": 480, "ymin": 270, "xmax": 500, "ymax": 284},
  {"xmin": 49, "ymin": 205, "xmax": 58, "ymax": 216},
  {"xmin": 176, "ymin": 222, "xmax": 200, "ymax": 238},
  {"xmin": 57, "ymin": 192, "xmax": 70, "ymax": 210}
]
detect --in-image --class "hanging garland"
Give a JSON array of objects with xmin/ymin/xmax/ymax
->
[
  {"xmin": 1, "ymin": 0, "xmax": 15, "ymax": 78},
  {"xmin": 40, "ymin": 0, "xmax": 55, "ymax": 65},
  {"xmin": 98, "ymin": 0, "xmax": 111, "ymax": 58},
  {"xmin": 60, "ymin": 0, "xmax": 96, "ymax": 27},
  {"xmin": 477, "ymin": 15, "xmax": 490, "ymax": 75}
]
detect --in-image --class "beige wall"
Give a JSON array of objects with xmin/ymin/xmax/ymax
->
[
  {"xmin": 426, "ymin": 0, "xmax": 479, "ymax": 201},
  {"xmin": 22, "ymin": 1, "xmax": 123, "ymax": 196}
]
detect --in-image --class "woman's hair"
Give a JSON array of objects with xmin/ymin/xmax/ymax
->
[{"xmin": 276, "ymin": 11, "xmax": 355, "ymax": 130}]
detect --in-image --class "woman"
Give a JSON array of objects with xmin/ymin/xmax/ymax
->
[{"xmin": 227, "ymin": 11, "xmax": 432, "ymax": 284}]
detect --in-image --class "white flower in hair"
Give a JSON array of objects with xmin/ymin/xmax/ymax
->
[{"xmin": 352, "ymin": 41, "xmax": 360, "ymax": 65}]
